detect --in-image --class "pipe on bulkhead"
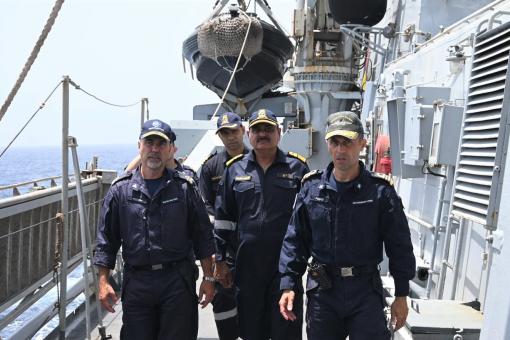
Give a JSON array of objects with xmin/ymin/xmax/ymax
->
[{"xmin": 449, "ymin": 217, "xmax": 467, "ymax": 299}]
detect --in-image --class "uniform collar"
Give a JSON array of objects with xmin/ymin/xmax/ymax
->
[
  {"xmin": 131, "ymin": 166, "xmax": 173, "ymax": 196},
  {"xmin": 175, "ymin": 162, "xmax": 184, "ymax": 172},
  {"xmin": 320, "ymin": 161, "xmax": 368, "ymax": 193},
  {"xmin": 222, "ymin": 146, "xmax": 249, "ymax": 160},
  {"xmin": 247, "ymin": 148, "xmax": 286, "ymax": 165}
]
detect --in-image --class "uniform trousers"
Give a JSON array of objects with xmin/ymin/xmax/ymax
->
[
  {"xmin": 212, "ymin": 282, "xmax": 240, "ymax": 340},
  {"xmin": 237, "ymin": 274, "xmax": 303, "ymax": 340},
  {"xmin": 306, "ymin": 272, "xmax": 390, "ymax": 340},
  {"xmin": 120, "ymin": 264, "xmax": 198, "ymax": 340}
]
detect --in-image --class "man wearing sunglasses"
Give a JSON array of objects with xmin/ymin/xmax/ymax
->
[{"xmin": 214, "ymin": 109, "xmax": 309, "ymax": 340}]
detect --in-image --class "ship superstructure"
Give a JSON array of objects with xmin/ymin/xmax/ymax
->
[{"xmin": 2, "ymin": 0, "xmax": 510, "ymax": 339}]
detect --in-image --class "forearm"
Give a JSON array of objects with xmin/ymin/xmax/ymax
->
[
  {"xmin": 97, "ymin": 266, "xmax": 111, "ymax": 284},
  {"xmin": 199, "ymin": 257, "xmax": 214, "ymax": 277}
]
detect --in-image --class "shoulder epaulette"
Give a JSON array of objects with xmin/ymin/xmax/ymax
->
[
  {"xmin": 287, "ymin": 151, "xmax": 307, "ymax": 164},
  {"xmin": 202, "ymin": 150, "xmax": 217, "ymax": 165},
  {"xmin": 182, "ymin": 164, "xmax": 197, "ymax": 175},
  {"xmin": 112, "ymin": 171, "xmax": 133, "ymax": 185},
  {"xmin": 302, "ymin": 169, "xmax": 322, "ymax": 183},
  {"xmin": 371, "ymin": 172, "xmax": 394, "ymax": 186},
  {"xmin": 226, "ymin": 153, "xmax": 244, "ymax": 167},
  {"xmin": 175, "ymin": 171, "xmax": 196, "ymax": 186}
]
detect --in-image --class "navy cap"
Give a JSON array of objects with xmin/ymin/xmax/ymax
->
[
  {"xmin": 216, "ymin": 112, "xmax": 242, "ymax": 133},
  {"xmin": 248, "ymin": 109, "xmax": 278, "ymax": 128},
  {"xmin": 325, "ymin": 111, "xmax": 364, "ymax": 140},
  {"xmin": 140, "ymin": 119, "xmax": 176, "ymax": 142}
]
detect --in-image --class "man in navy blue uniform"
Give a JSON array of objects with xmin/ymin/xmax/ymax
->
[
  {"xmin": 125, "ymin": 132, "xmax": 199, "ymax": 185},
  {"xmin": 94, "ymin": 119, "xmax": 215, "ymax": 340},
  {"xmin": 214, "ymin": 109, "xmax": 309, "ymax": 340},
  {"xmin": 200, "ymin": 112, "xmax": 248, "ymax": 216},
  {"xmin": 279, "ymin": 111, "xmax": 415, "ymax": 340},
  {"xmin": 199, "ymin": 112, "xmax": 248, "ymax": 340}
]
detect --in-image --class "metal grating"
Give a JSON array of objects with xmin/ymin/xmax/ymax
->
[{"xmin": 451, "ymin": 22, "xmax": 510, "ymax": 228}]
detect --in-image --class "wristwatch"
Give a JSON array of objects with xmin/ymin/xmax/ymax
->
[{"xmin": 203, "ymin": 276, "xmax": 215, "ymax": 282}]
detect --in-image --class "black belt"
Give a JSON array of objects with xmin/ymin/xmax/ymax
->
[
  {"xmin": 329, "ymin": 264, "xmax": 378, "ymax": 277},
  {"xmin": 126, "ymin": 261, "xmax": 182, "ymax": 271}
]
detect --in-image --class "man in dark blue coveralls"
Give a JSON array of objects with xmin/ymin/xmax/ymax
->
[
  {"xmin": 124, "ymin": 132, "xmax": 199, "ymax": 184},
  {"xmin": 279, "ymin": 111, "xmax": 416, "ymax": 340},
  {"xmin": 214, "ymin": 109, "xmax": 309, "ymax": 340},
  {"xmin": 94, "ymin": 119, "xmax": 216, "ymax": 340},
  {"xmin": 200, "ymin": 112, "xmax": 249, "ymax": 340}
]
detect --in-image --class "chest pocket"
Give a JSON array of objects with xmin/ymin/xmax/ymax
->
[
  {"xmin": 349, "ymin": 199, "xmax": 378, "ymax": 247},
  {"xmin": 161, "ymin": 193, "xmax": 187, "ymax": 251},
  {"xmin": 273, "ymin": 178, "xmax": 298, "ymax": 209},
  {"xmin": 233, "ymin": 180, "xmax": 256, "ymax": 211},
  {"xmin": 121, "ymin": 192, "xmax": 148, "ymax": 254},
  {"xmin": 308, "ymin": 196, "xmax": 332, "ymax": 251}
]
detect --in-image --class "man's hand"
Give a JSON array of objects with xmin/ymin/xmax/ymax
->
[
  {"xmin": 390, "ymin": 296, "xmax": 409, "ymax": 331},
  {"xmin": 198, "ymin": 280, "xmax": 215, "ymax": 308},
  {"xmin": 279, "ymin": 289, "xmax": 297, "ymax": 321},
  {"xmin": 214, "ymin": 261, "xmax": 233, "ymax": 288},
  {"xmin": 97, "ymin": 267, "xmax": 118, "ymax": 313}
]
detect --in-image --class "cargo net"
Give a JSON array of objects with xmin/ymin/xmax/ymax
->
[{"xmin": 198, "ymin": 13, "xmax": 263, "ymax": 72}]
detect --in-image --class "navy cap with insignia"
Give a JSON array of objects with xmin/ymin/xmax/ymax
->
[
  {"xmin": 325, "ymin": 111, "xmax": 364, "ymax": 140},
  {"xmin": 248, "ymin": 109, "xmax": 278, "ymax": 128},
  {"xmin": 216, "ymin": 112, "xmax": 242, "ymax": 133},
  {"xmin": 140, "ymin": 119, "xmax": 176, "ymax": 142}
]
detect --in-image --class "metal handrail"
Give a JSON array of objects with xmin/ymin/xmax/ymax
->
[{"xmin": 0, "ymin": 175, "xmax": 76, "ymax": 196}]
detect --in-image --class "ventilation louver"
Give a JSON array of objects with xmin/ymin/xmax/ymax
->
[{"xmin": 451, "ymin": 22, "xmax": 510, "ymax": 228}]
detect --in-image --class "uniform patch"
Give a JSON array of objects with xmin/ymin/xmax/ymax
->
[
  {"xmin": 371, "ymin": 172, "xmax": 394, "ymax": 186},
  {"xmin": 175, "ymin": 171, "xmax": 196, "ymax": 186},
  {"xmin": 211, "ymin": 175, "xmax": 222, "ymax": 181},
  {"xmin": 277, "ymin": 173, "xmax": 294, "ymax": 179},
  {"xmin": 234, "ymin": 175, "xmax": 252, "ymax": 182},
  {"xmin": 352, "ymin": 199, "xmax": 374, "ymax": 205},
  {"xmin": 202, "ymin": 151, "xmax": 217, "ymax": 165},
  {"xmin": 302, "ymin": 169, "xmax": 323, "ymax": 183},
  {"xmin": 162, "ymin": 197, "xmax": 179, "ymax": 204},
  {"xmin": 287, "ymin": 151, "xmax": 307, "ymax": 163},
  {"xmin": 112, "ymin": 171, "xmax": 133, "ymax": 185},
  {"xmin": 226, "ymin": 154, "xmax": 244, "ymax": 167}
]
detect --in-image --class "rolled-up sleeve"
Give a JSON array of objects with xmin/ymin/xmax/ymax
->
[{"xmin": 93, "ymin": 188, "xmax": 121, "ymax": 269}]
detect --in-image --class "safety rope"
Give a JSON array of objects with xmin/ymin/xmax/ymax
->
[
  {"xmin": 210, "ymin": 9, "xmax": 254, "ymax": 120},
  {"xmin": 0, "ymin": 0, "xmax": 66, "ymax": 123},
  {"xmin": 68, "ymin": 79, "xmax": 141, "ymax": 108},
  {"xmin": 0, "ymin": 77, "xmax": 142, "ymax": 161},
  {"xmin": 0, "ymin": 80, "xmax": 63, "ymax": 159}
]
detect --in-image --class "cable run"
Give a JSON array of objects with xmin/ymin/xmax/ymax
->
[
  {"xmin": 69, "ymin": 79, "xmax": 141, "ymax": 108},
  {"xmin": 0, "ymin": 0, "xmax": 66, "ymax": 123},
  {"xmin": 0, "ymin": 80, "xmax": 63, "ymax": 160}
]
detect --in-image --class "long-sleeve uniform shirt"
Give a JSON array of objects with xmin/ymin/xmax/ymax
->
[
  {"xmin": 94, "ymin": 167, "xmax": 214, "ymax": 269},
  {"xmin": 199, "ymin": 148, "xmax": 249, "ymax": 216},
  {"xmin": 215, "ymin": 149, "xmax": 309, "ymax": 287},
  {"xmin": 279, "ymin": 162, "xmax": 415, "ymax": 296}
]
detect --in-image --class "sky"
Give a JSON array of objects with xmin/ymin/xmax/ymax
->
[{"xmin": 0, "ymin": 0, "xmax": 295, "ymax": 147}]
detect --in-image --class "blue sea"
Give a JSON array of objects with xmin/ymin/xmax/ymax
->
[
  {"xmin": 0, "ymin": 144, "xmax": 138, "ymax": 338},
  {"xmin": 0, "ymin": 144, "xmax": 137, "ymax": 199}
]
